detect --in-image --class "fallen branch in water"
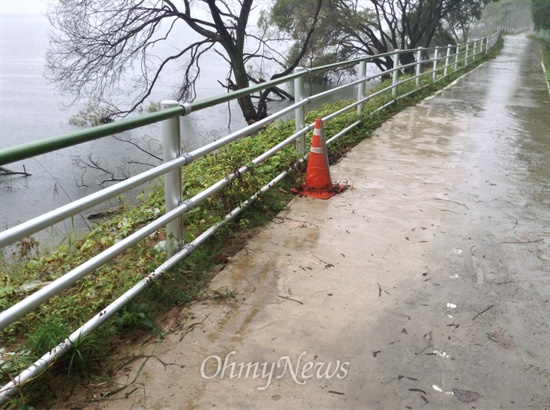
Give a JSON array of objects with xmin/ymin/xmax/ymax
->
[{"xmin": 0, "ymin": 165, "xmax": 32, "ymax": 177}]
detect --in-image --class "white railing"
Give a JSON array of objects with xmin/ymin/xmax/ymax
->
[{"xmin": 0, "ymin": 30, "xmax": 501, "ymax": 403}]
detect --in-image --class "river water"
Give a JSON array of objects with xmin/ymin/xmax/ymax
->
[{"xmin": 0, "ymin": 8, "xmax": 365, "ymax": 248}]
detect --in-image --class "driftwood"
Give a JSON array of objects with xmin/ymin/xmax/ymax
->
[{"xmin": 0, "ymin": 165, "xmax": 32, "ymax": 177}]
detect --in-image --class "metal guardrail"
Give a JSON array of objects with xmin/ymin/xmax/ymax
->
[
  {"xmin": 498, "ymin": 25, "xmax": 533, "ymax": 34},
  {"xmin": 0, "ymin": 30, "xmax": 501, "ymax": 403}
]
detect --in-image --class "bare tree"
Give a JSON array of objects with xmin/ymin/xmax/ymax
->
[
  {"xmin": 46, "ymin": 0, "xmax": 323, "ymax": 124},
  {"xmin": 329, "ymin": 0, "xmax": 471, "ymax": 71}
]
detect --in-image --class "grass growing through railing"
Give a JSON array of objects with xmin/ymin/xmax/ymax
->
[{"xmin": 0, "ymin": 37, "xmax": 503, "ymax": 406}]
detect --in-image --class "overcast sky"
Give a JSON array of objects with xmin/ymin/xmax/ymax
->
[{"xmin": 0, "ymin": 0, "xmax": 48, "ymax": 15}]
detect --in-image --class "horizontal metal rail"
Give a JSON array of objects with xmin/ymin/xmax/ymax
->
[
  {"xmin": 0, "ymin": 162, "xmax": 300, "ymax": 402},
  {"xmin": 0, "ymin": 107, "xmax": 184, "ymax": 166},
  {"xmin": 0, "ymin": 117, "xmax": 311, "ymax": 329},
  {"xmin": 0, "ymin": 55, "xmax": 382, "ymax": 167},
  {"xmin": 0, "ymin": 102, "xmax": 302, "ymax": 247},
  {"xmin": 0, "ymin": 30, "xmax": 500, "ymax": 404},
  {"xmin": 2, "ymin": 36, "xmax": 499, "ymax": 247},
  {"xmin": 0, "ymin": 33, "xmax": 499, "ymax": 167}
]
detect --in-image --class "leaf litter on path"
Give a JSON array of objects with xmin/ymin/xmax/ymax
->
[
  {"xmin": 452, "ymin": 388, "xmax": 482, "ymax": 403},
  {"xmin": 487, "ymin": 327, "xmax": 514, "ymax": 348}
]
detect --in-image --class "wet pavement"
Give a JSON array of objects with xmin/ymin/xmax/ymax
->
[{"xmin": 55, "ymin": 35, "xmax": 549, "ymax": 409}]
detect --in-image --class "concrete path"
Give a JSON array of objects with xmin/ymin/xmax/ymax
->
[{"xmin": 59, "ymin": 35, "xmax": 549, "ymax": 409}]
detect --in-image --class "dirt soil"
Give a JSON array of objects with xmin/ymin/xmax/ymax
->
[{"xmin": 42, "ymin": 35, "xmax": 549, "ymax": 409}]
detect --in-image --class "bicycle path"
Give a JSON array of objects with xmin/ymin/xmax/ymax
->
[{"xmin": 53, "ymin": 34, "xmax": 549, "ymax": 409}]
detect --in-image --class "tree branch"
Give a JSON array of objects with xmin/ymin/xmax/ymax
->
[{"xmin": 0, "ymin": 166, "xmax": 32, "ymax": 177}]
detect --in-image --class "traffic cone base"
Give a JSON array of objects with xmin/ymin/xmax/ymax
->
[
  {"xmin": 291, "ymin": 117, "xmax": 349, "ymax": 200},
  {"xmin": 291, "ymin": 182, "xmax": 348, "ymax": 200}
]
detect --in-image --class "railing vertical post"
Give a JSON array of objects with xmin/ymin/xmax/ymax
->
[
  {"xmin": 161, "ymin": 100, "xmax": 183, "ymax": 257},
  {"xmin": 473, "ymin": 40, "xmax": 478, "ymax": 59},
  {"xmin": 415, "ymin": 47, "xmax": 423, "ymax": 88},
  {"xmin": 432, "ymin": 47, "xmax": 439, "ymax": 82},
  {"xmin": 444, "ymin": 45, "xmax": 451, "ymax": 77},
  {"xmin": 357, "ymin": 59, "xmax": 367, "ymax": 115},
  {"xmin": 484, "ymin": 37, "xmax": 488, "ymax": 54},
  {"xmin": 294, "ymin": 67, "xmax": 306, "ymax": 154},
  {"xmin": 392, "ymin": 50, "xmax": 400, "ymax": 97},
  {"xmin": 455, "ymin": 45, "xmax": 460, "ymax": 71},
  {"xmin": 465, "ymin": 42, "xmax": 469, "ymax": 66}
]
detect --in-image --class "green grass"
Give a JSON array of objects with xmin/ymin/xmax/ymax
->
[
  {"xmin": 0, "ymin": 38, "xmax": 503, "ymax": 406},
  {"xmin": 530, "ymin": 30, "xmax": 550, "ymax": 88}
]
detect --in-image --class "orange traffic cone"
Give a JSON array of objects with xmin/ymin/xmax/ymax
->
[{"xmin": 292, "ymin": 118, "xmax": 348, "ymax": 200}]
